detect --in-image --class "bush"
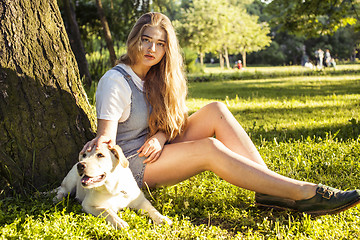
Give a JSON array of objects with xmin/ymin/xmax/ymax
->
[{"xmin": 182, "ymin": 47, "xmax": 204, "ymax": 73}]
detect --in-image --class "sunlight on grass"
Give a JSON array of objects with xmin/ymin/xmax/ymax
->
[{"xmin": 1, "ymin": 65, "xmax": 360, "ymax": 239}]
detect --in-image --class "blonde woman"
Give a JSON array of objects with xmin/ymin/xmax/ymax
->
[{"xmin": 82, "ymin": 12, "xmax": 360, "ymax": 216}]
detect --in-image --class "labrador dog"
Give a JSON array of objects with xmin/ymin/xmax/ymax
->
[{"xmin": 53, "ymin": 144, "xmax": 172, "ymax": 229}]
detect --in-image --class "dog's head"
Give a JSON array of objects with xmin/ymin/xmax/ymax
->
[{"xmin": 77, "ymin": 145, "xmax": 129, "ymax": 189}]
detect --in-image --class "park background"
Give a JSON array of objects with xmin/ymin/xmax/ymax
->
[{"xmin": 1, "ymin": 0, "xmax": 360, "ymax": 239}]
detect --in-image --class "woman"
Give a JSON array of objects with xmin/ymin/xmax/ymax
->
[{"xmin": 82, "ymin": 12, "xmax": 360, "ymax": 216}]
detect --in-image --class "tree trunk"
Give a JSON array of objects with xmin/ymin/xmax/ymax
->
[
  {"xmin": 224, "ymin": 46, "xmax": 230, "ymax": 69},
  {"xmin": 219, "ymin": 52, "xmax": 224, "ymax": 68},
  {"xmin": 95, "ymin": 0, "xmax": 117, "ymax": 67},
  {"xmin": 63, "ymin": 0, "xmax": 92, "ymax": 88},
  {"xmin": 241, "ymin": 48, "xmax": 247, "ymax": 68},
  {"xmin": 199, "ymin": 52, "xmax": 204, "ymax": 66},
  {"xmin": 0, "ymin": 0, "xmax": 96, "ymax": 194}
]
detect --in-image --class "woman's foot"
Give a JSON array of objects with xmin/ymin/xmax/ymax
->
[{"xmin": 255, "ymin": 184, "xmax": 360, "ymax": 216}]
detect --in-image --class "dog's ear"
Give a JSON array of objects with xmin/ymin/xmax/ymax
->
[{"xmin": 109, "ymin": 145, "xmax": 129, "ymax": 168}]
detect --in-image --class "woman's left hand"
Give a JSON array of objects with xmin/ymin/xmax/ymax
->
[{"xmin": 138, "ymin": 131, "xmax": 167, "ymax": 164}]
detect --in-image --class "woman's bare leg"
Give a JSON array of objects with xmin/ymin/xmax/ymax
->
[
  {"xmin": 143, "ymin": 137, "xmax": 317, "ymax": 200},
  {"xmin": 144, "ymin": 102, "xmax": 317, "ymax": 200},
  {"xmin": 173, "ymin": 102, "xmax": 266, "ymax": 166}
]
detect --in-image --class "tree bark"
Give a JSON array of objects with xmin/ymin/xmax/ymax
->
[
  {"xmin": 219, "ymin": 51, "xmax": 224, "ymax": 68},
  {"xmin": 95, "ymin": 0, "xmax": 117, "ymax": 67},
  {"xmin": 241, "ymin": 48, "xmax": 247, "ymax": 68},
  {"xmin": 63, "ymin": 0, "xmax": 92, "ymax": 88},
  {"xmin": 0, "ymin": 0, "xmax": 96, "ymax": 194},
  {"xmin": 224, "ymin": 46, "xmax": 230, "ymax": 69},
  {"xmin": 199, "ymin": 52, "xmax": 204, "ymax": 66}
]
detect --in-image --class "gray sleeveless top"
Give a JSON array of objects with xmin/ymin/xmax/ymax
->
[{"xmin": 112, "ymin": 65, "xmax": 149, "ymax": 187}]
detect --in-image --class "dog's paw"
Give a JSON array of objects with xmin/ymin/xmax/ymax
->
[
  {"xmin": 112, "ymin": 218, "xmax": 129, "ymax": 229},
  {"xmin": 52, "ymin": 187, "xmax": 67, "ymax": 203},
  {"xmin": 153, "ymin": 214, "xmax": 173, "ymax": 226},
  {"xmin": 160, "ymin": 215, "xmax": 173, "ymax": 226}
]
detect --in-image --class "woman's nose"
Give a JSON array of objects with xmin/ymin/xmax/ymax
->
[{"xmin": 148, "ymin": 42, "xmax": 156, "ymax": 52}]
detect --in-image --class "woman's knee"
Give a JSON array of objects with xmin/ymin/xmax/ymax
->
[
  {"xmin": 200, "ymin": 137, "xmax": 227, "ymax": 157},
  {"xmin": 198, "ymin": 137, "xmax": 229, "ymax": 170},
  {"xmin": 206, "ymin": 101, "xmax": 229, "ymax": 113}
]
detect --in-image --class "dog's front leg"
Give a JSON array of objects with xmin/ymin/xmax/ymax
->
[{"xmin": 82, "ymin": 205, "xmax": 129, "ymax": 229}]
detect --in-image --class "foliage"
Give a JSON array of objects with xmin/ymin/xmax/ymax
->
[
  {"xmin": 227, "ymin": 8, "xmax": 271, "ymax": 56},
  {"xmin": 61, "ymin": 0, "xmax": 360, "ymax": 73},
  {"xmin": 1, "ymin": 65, "xmax": 360, "ymax": 238},
  {"xmin": 174, "ymin": 0, "xmax": 271, "ymax": 66},
  {"xmin": 243, "ymin": 0, "xmax": 360, "ymax": 66},
  {"xmin": 247, "ymin": 41, "xmax": 287, "ymax": 66},
  {"xmin": 182, "ymin": 47, "xmax": 205, "ymax": 73},
  {"xmin": 86, "ymin": 39, "xmax": 127, "ymax": 81},
  {"xmin": 68, "ymin": 0, "xmax": 149, "ymax": 53},
  {"xmin": 265, "ymin": 0, "xmax": 360, "ymax": 37},
  {"xmin": 174, "ymin": 0, "xmax": 227, "ymax": 58},
  {"xmin": 151, "ymin": 0, "xmax": 182, "ymax": 20}
]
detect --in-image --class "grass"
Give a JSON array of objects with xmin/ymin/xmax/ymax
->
[
  {"xmin": 1, "ymin": 65, "xmax": 360, "ymax": 239},
  {"xmin": 188, "ymin": 64, "xmax": 360, "ymax": 82}
]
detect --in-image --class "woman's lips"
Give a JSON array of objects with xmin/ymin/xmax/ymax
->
[{"xmin": 145, "ymin": 54, "xmax": 155, "ymax": 60}]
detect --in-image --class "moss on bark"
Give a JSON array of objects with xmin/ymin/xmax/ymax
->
[{"xmin": 0, "ymin": 0, "xmax": 96, "ymax": 194}]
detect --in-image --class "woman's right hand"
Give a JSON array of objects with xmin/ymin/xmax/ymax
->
[
  {"xmin": 80, "ymin": 119, "xmax": 118, "ymax": 154},
  {"xmin": 80, "ymin": 135, "xmax": 115, "ymax": 154}
]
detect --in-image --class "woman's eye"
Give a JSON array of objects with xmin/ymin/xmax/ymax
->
[
  {"xmin": 96, "ymin": 153, "xmax": 105, "ymax": 158},
  {"xmin": 157, "ymin": 42, "xmax": 165, "ymax": 47}
]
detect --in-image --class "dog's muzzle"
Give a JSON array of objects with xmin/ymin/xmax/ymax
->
[{"xmin": 77, "ymin": 162, "xmax": 86, "ymax": 175}]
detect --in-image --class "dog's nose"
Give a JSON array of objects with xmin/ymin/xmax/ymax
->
[{"xmin": 77, "ymin": 162, "xmax": 86, "ymax": 175}]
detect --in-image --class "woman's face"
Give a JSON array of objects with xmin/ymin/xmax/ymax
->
[{"xmin": 138, "ymin": 26, "xmax": 167, "ymax": 68}]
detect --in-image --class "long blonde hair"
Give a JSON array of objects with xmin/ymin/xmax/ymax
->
[{"xmin": 118, "ymin": 12, "xmax": 188, "ymax": 141}]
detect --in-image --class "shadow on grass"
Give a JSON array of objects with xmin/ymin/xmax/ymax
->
[
  {"xmin": 248, "ymin": 121, "xmax": 360, "ymax": 144},
  {"xmin": 188, "ymin": 78, "xmax": 360, "ymax": 100}
]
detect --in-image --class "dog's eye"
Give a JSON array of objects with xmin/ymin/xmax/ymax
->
[
  {"xmin": 82, "ymin": 153, "xmax": 86, "ymax": 158},
  {"xmin": 96, "ymin": 153, "xmax": 105, "ymax": 158}
]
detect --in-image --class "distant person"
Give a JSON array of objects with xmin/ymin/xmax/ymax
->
[
  {"xmin": 330, "ymin": 58, "xmax": 337, "ymax": 68},
  {"xmin": 82, "ymin": 12, "xmax": 360, "ymax": 217},
  {"xmin": 325, "ymin": 49, "xmax": 331, "ymax": 67},
  {"xmin": 315, "ymin": 48, "xmax": 324, "ymax": 69},
  {"xmin": 237, "ymin": 60, "xmax": 242, "ymax": 70}
]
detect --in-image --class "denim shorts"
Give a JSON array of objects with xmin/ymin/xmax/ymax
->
[{"xmin": 126, "ymin": 149, "xmax": 146, "ymax": 188}]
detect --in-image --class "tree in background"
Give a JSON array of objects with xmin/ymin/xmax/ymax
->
[
  {"xmin": 61, "ymin": 0, "xmax": 92, "ymax": 88},
  {"xmin": 0, "ymin": 0, "xmax": 96, "ymax": 194},
  {"xmin": 229, "ymin": 10, "xmax": 271, "ymax": 67},
  {"xmin": 175, "ymin": 0, "xmax": 271, "ymax": 68},
  {"xmin": 174, "ymin": 0, "xmax": 225, "ymax": 66},
  {"xmin": 95, "ymin": 0, "xmax": 117, "ymax": 67},
  {"xmin": 58, "ymin": 0, "xmax": 150, "ymax": 81}
]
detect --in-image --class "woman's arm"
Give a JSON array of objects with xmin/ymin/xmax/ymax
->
[{"xmin": 80, "ymin": 119, "xmax": 118, "ymax": 154}]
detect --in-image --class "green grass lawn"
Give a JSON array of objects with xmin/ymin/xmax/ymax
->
[{"xmin": 1, "ymin": 65, "xmax": 360, "ymax": 239}]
